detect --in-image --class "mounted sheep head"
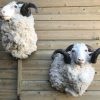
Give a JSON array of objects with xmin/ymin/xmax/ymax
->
[
  {"xmin": 52, "ymin": 43, "xmax": 100, "ymax": 65},
  {"xmin": 0, "ymin": 1, "xmax": 38, "ymax": 20},
  {"xmin": 0, "ymin": 1, "xmax": 38, "ymax": 59}
]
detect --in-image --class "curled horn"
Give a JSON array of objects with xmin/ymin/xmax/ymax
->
[
  {"xmin": 52, "ymin": 49, "xmax": 71, "ymax": 64},
  {"xmin": 27, "ymin": 3, "xmax": 38, "ymax": 13},
  {"xmin": 20, "ymin": 3, "xmax": 38, "ymax": 17},
  {"xmin": 66, "ymin": 44, "xmax": 73, "ymax": 52},
  {"xmin": 86, "ymin": 44, "xmax": 94, "ymax": 52},
  {"xmin": 90, "ymin": 48, "xmax": 100, "ymax": 63}
]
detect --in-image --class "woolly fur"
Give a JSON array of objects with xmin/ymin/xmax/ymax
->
[
  {"xmin": 1, "ymin": 2, "xmax": 37, "ymax": 59},
  {"xmin": 49, "ymin": 44, "xmax": 95, "ymax": 96}
]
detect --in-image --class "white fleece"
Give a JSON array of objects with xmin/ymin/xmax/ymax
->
[
  {"xmin": 1, "ymin": 14, "xmax": 37, "ymax": 59},
  {"xmin": 49, "ymin": 53, "xmax": 95, "ymax": 96}
]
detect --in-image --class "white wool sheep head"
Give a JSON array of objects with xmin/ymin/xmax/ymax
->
[
  {"xmin": 68, "ymin": 43, "xmax": 93, "ymax": 65},
  {"xmin": 52, "ymin": 43, "xmax": 100, "ymax": 65},
  {"xmin": 0, "ymin": 1, "xmax": 38, "ymax": 20}
]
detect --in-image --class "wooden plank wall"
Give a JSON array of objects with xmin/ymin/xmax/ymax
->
[{"xmin": 0, "ymin": 0, "xmax": 100, "ymax": 100}]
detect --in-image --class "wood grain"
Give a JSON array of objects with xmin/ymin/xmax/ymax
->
[
  {"xmin": 0, "ymin": 70, "xmax": 16, "ymax": 79},
  {"xmin": 34, "ymin": 14, "xmax": 100, "ymax": 21},
  {"xmin": 0, "ymin": 79, "xmax": 16, "ymax": 90},
  {"xmin": 33, "ymin": 7, "xmax": 100, "ymax": 15},
  {"xmin": 21, "ymin": 91, "xmax": 100, "ymax": 100},
  {"xmin": 35, "ymin": 21, "xmax": 100, "ymax": 30},
  {"xmin": 19, "ymin": 0, "xmax": 100, "ymax": 7},
  {"xmin": 36, "ymin": 30, "xmax": 100, "ymax": 40},
  {"xmin": 37, "ymin": 40, "xmax": 100, "ymax": 50},
  {"xmin": 0, "ymin": 60, "xmax": 17, "ymax": 69}
]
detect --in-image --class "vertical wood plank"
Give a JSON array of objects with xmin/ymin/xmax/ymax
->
[{"xmin": 17, "ymin": 59, "xmax": 22, "ymax": 100}]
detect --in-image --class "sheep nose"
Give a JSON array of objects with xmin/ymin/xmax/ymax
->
[{"xmin": 78, "ymin": 58, "xmax": 84, "ymax": 62}]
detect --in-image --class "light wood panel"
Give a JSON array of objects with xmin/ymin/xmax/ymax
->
[
  {"xmin": 0, "ymin": 70, "xmax": 16, "ymax": 79},
  {"xmin": 37, "ymin": 40, "xmax": 100, "ymax": 50},
  {"xmin": 33, "ymin": 7, "xmax": 100, "ymax": 15},
  {"xmin": 36, "ymin": 30, "xmax": 100, "ymax": 40},
  {"xmin": 22, "ymin": 60, "xmax": 51, "ymax": 70},
  {"xmin": 19, "ymin": 0, "xmax": 100, "ymax": 7},
  {"xmin": 0, "ymin": 60, "xmax": 17, "ymax": 69},
  {"xmin": 0, "ymin": 90, "xmax": 17, "ymax": 100},
  {"xmin": 0, "ymin": 79, "xmax": 16, "ymax": 90},
  {"xmin": 21, "ymin": 91, "xmax": 100, "ymax": 100},
  {"xmin": 35, "ymin": 21, "xmax": 100, "ymax": 30},
  {"xmin": 34, "ymin": 14, "xmax": 100, "ymax": 21}
]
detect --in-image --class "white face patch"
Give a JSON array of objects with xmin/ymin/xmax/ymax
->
[
  {"xmin": 0, "ymin": 1, "xmax": 22, "ymax": 20},
  {"xmin": 71, "ymin": 43, "xmax": 90, "ymax": 65}
]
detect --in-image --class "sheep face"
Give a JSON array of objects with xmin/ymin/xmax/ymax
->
[
  {"xmin": 0, "ymin": 1, "xmax": 38, "ymax": 20},
  {"xmin": 70, "ymin": 43, "xmax": 91, "ymax": 65},
  {"xmin": 0, "ymin": 1, "xmax": 21, "ymax": 20}
]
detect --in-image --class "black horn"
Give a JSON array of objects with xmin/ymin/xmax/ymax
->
[
  {"xmin": 86, "ymin": 44, "xmax": 94, "ymax": 52},
  {"xmin": 66, "ymin": 44, "xmax": 74, "ymax": 52},
  {"xmin": 90, "ymin": 48, "xmax": 100, "ymax": 63},
  {"xmin": 20, "ymin": 3, "xmax": 38, "ymax": 17},
  {"xmin": 17, "ymin": 1, "xmax": 25, "ymax": 4},
  {"xmin": 52, "ymin": 49, "xmax": 71, "ymax": 64},
  {"xmin": 28, "ymin": 3, "xmax": 38, "ymax": 13}
]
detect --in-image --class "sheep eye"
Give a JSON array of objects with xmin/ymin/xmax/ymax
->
[
  {"xmin": 72, "ymin": 50, "xmax": 75, "ymax": 52},
  {"xmin": 14, "ymin": 5, "xmax": 17, "ymax": 8}
]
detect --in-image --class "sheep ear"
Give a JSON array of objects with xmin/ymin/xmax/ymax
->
[
  {"xmin": 66, "ymin": 44, "xmax": 74, "ymax": 52},
  {"xmin": 52, "ymin": 49, "xmax": 71, "ymax": 64},
  {"xmin": 20, "ymin": 3, "xmax": 38, "ymax": 17},
  {"xmin": 86, "ymin": 44, "xmax": 94, "ymax": 52},
  {"xmin": 90, "ymin": 48, "xmax": 100, "ymax": 63}
]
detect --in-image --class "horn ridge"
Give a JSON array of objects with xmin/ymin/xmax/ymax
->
[
  {"xmin": 91, "ymin": 48, "xmax": 100, "ymax": 63},
  {"xmin": 66, "ymin": 44, "xmax": 74, "ymax": 52},
  {"xmin": 20, "ymin": 2, "xmax": 38, "ymax": 17},
  {"xmin": 28, "ymin": 3, "xmax": 38, "ymax": 13},
  {"xmin": 17, "ymin": 1, "xmax": 24, "ymax": 4},
  {"xmin": 20, "ymin": 3, "xmax": 30, "ymax": 17},
  {"xmin": 52, "ymin": 49, "xmax": 71, "ymax": 64},
  {"xmin": 86, "ymin": 44, "xmax": 94, "ymax": 52}
]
